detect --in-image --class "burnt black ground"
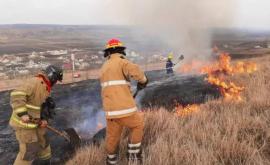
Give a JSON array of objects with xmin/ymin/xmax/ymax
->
[
  {"xmin": 138, "ymin": 70, "xmax": 220, "ymax": 110},
  {"xmin": 0, "ymin": 70, "xmax": 220, "ymax": 165}
]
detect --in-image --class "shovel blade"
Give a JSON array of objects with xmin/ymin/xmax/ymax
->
[{"xmin": 64, "ymin": 128, "xmax": 81, "ymax": 148}]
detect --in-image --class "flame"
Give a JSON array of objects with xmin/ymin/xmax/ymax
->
[
  {"xmin": 175, "ymin": 104, "xmax": 200, "ymax": 117},
  {"xmin": 180, "ymin": 60, "xmax": 204, "ymax": 73},
  {"xmin": 199, "ymin": 53, "xmax": 233, "ymax": 75},
  {"xmin": 206, "ymin": 75, "xmax": 245, "ymax": 101},
  {"xmin": 200, "ymin": 52, "xmax": 257, "ymax": 101},
  {"xmin": 175, "ymin": 50, "xmax": 257, "ymax": 117}
]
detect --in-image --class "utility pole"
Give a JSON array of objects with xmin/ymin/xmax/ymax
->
[{"xmin": 71, "ymin": 54, "xmax": 75, "ymax": 83}]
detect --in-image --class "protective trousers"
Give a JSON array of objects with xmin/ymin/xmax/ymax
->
[
  {"xmin": 106, "ymin": 112, "xmax": 144, "ymax": 154},
  {"xmin": 13, "ymin": 127, "xmax": 51, "ymax": 165}
]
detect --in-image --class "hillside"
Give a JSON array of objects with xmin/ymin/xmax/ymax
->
[
  {"xmin": 67, "ymin": 55, "xmax": 270, "ymax": 165},
  {"xmin": 0, "ymin": 69, "xmax": 218, "ymax": 164}
]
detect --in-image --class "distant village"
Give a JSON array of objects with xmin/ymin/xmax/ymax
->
[{"xmin": 0, "ymin": 48, "xmax": 167, "ymax": 80}]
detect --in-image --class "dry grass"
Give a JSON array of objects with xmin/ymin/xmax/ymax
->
[{"xmin": 67, "ymin": 56, "xmax": 270, "ymax": 165}]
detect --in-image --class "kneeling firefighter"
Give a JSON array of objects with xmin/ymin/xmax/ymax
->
[
  {"xmin": 100, "ymin": 39, "xmax": 148, "ymax": 165},
  {"xmin": 9, "ymin": 65, "xmax": 63, "ymax": 165}
]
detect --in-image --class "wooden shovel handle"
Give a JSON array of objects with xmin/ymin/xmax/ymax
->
[
  {"xmin": 29, "ymin": 117, "xmax": 70, "ymax": 142},
  {"xmin": 46, "ymin": 125, "xmax": 70, "ymax": 142}
]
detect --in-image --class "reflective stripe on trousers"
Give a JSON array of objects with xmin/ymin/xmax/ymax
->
[
  {"xmin": 106, "ymin": 154, "xmax": 118, "ymax": 165},
  {"xmin": 38, "ymin": 145, "xmax": 51, "ymax": 160},
  {"xmin": 128, "ymin": 142, "xmax": 142, "ymax": 154}
]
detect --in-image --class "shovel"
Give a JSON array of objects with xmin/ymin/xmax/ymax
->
[
  {"xmin": 175, "ymin": 55, "xmax": 185, "ymax": 65},
  {"xmin": 46, "ymin": 125, "xmax": 81, "ymax": 148},
  {"xmin": 30, "ymin": 118, "xmax": 81, "ymax": 148},
  {"xmin": 133, "ymin": 89, "xmax": 140, "ymax": 98}
]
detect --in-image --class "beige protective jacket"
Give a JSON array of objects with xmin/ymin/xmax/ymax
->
[
  {"xmin": 9, "ymin": 72, "xmax": 50, "ymax": 129},
  {"xmin": 100, "ymin": 53, "xmax": 147, "ymax": 119}
]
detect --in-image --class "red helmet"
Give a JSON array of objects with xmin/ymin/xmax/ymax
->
[{"xmin": 104, "ymin": 39, "xmax": 125, "ymax": 51}]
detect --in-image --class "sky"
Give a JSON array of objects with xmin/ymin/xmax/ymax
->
[
  {"xmin": 0, "ymin": 0, "xmax": 270, "ymax": 30},
  {"xmin": 237, "ymin": 0, "xmax": 270, "ymax": 30}
]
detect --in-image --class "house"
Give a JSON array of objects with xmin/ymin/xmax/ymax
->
[
  {"xmin": 0, "ymin": 72, "xmax": 7, "ymax": 79},
  {"xmin": 18, "ymin": 70, "xmax": 30, "ymax": 75},
  {"xmin": 267, "ymin": 42, "xmax": 270, "ymax": 48},
  {"xmin": 63, "ymin": 63, "xmax": 72, "ymax": 70},
  {"xmin": 47, "ymin": 50, "xmax": 68, "ymax": 56},
  {"xmin": 29, "ymin": 51, "xmax": 39, "ymax": 59},
  {"xmin": 26, "ymin": 60, "xmax": 39, "ymax": 69}
]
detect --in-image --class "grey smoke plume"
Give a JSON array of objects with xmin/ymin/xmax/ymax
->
[{"xmin": 108, "ymin": 0, "xmax": 236, "ymax": 59}]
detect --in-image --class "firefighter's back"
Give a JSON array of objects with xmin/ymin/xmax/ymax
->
[{"xmin": 100, "ymin": 53, "xmax": 136, "ymax": 118}]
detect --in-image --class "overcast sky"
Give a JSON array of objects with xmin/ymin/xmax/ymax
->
[{"xmin": 0, "ymin": 0, "xmax": 270, "ymax": 29}]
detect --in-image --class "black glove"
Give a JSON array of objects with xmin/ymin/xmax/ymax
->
[
  {"xmin": 41, "ymin": 97, "xmax": 56, "ymax": 120},
  {"xmin": 137, "ymin": 77, "xmax": 148, "ymax": 90}
]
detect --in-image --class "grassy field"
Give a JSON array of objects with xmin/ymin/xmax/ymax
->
[{"xmin": 67, "ymin": 55, "xmax": 270, "ymax": 165}]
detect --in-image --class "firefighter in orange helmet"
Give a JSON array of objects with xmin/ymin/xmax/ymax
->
[
  {"xmin": 100, "ymin": 39, "xmax": 148, "ymax": 164},
  {"xmin": 9, "ymin": 65, "xmax": 63, "ymax": 165}
]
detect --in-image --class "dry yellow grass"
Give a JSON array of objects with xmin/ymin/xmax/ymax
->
[{"xmin": 67, "ymin": 56, "xmax": 270, "ymax": 165}]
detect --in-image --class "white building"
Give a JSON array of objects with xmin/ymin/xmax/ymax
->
[
  {"xmin": 57, "ymin": 56, "xmax": 64, "ymax": 60},
  {"xmin": 91, "ymin": 55, "xmax": 99, "ymax": 60},
  {"xmin": 0, "ymin": 72, "xmax": 7, "ymax": 79},
  {"xmin": 40, "ymin": 55, "xmax": 46, "ymax": 59},
  {"xmin": 81, "ymin": 62, "xmax": 90, "ymax": 68},
  {"xmin": 2, "ymin": 59, "xmax": 9, "ymax": 64},
  {"xmin": 18, "ymin": 70, "xmax": 30, "ymax": 75},
  {"xmin": 26, "ymin": 60, "xmax": 40, "ymax": 69},
  {"xmin": 15, "ymin": 57, "xmax": 23, "ymax": 62},
  {"xmin": 47, "ymin": 50, "xmax": 68, "ymax": 55}
]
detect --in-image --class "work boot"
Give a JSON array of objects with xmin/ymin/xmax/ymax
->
[
  {"xmin": 106, "ymin": 154, "xmax": 118, "ymax": 165},
  {"xmin": 127, "ymin": 142, "xmax": 143, "ymax": 164}
]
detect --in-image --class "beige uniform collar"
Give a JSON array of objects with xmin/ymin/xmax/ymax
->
[
  {"xmin": 109, "ymin": 53, "xmax": 125, "ymax": 59},
  {"xmin": 37, "ymin": 71, "xmax": 50, "ymax": 81}
]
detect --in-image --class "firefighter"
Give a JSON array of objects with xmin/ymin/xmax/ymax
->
[
  {"xmin": 100, "ymin": 39, "xmax": 148, "ymax": 165},
  {"xmin": 166, "ymin": 53, "xmax": 174, "ymax": 74},
  {"xmin": 9, "ymin": 65, "xmax": 63, "ymax": 165}
]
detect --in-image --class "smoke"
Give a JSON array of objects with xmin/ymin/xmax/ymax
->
[
  {"xmin": 73, "ymin": 104, "xmax": 105, "ymax": 138},
  {"xmin": 107, "ymin": 0, "xmax": 236, "ymax": 59}
]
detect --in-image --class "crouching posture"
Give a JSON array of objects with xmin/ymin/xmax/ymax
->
[
  {"xmin": 100, "ymin": 39, "xmax": 148, "ymax": 164},
  {"xmin": 9, "ymin": 65, "xmax": 63, "ymax": 165}
]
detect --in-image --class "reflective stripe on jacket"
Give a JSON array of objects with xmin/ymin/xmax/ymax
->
[
  {"xmin": 9, "ymin": 72, "xmax": 50, "ymax": 129},
  {"xmin": 100, "ymin": 53, "xmax": 147, "ymax": 119}
]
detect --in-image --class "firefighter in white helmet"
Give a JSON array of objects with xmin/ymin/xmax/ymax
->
[{"xmin": 100, "ymin": 39, "xmax": 148, "ymax": 164}]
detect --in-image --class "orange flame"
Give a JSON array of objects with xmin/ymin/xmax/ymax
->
[
  {"xmin": 201, "ymin": 53, "xmax": 257, "ymax": 101},
  {"xmin": 180, "ymin": 60, "xmax": 204, "ymax": 73},
  {"xmin": 175, "ymin": 104, "xmax": 200, "ymax": 117},
  {"xmin": 175, "ymin": 50, "xmax": 257, "ymax": 116}
]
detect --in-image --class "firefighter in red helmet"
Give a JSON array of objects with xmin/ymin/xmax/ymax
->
[{"xmin": 100, "ymin": 39, "xmax": 148, "ymax": 164}]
